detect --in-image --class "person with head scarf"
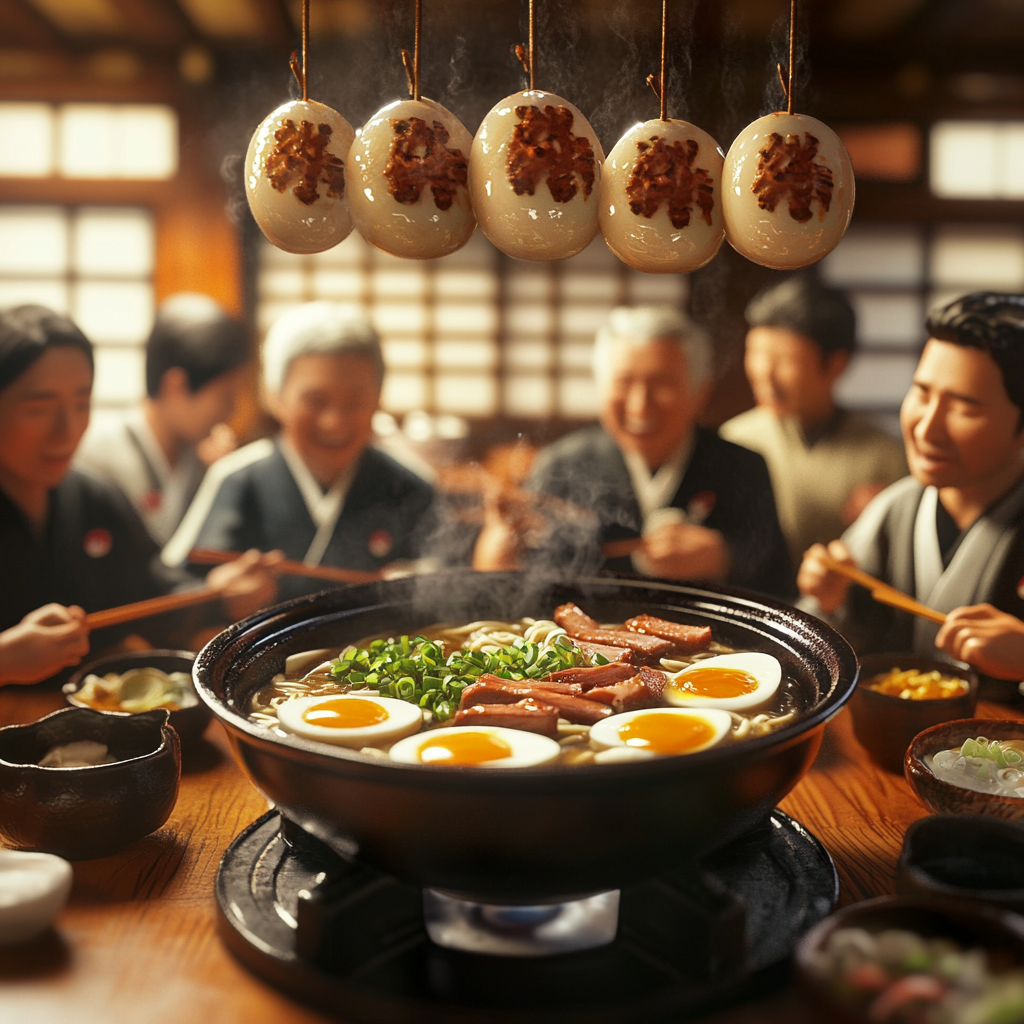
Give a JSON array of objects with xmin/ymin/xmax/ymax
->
[
  {"xmin": 0, "ymin": 305, "xmax": 278, "ymax": 686},
  {"xmin": 163, "ymin": 302, "xmax": 437, "ymax": 594},
  {"xmin": 799, "ymin": 292, "xmax": 1024, "ymax": 676},
  {"xmin": 720, "ymin": 274, "xmax": 906, "ymax": 564},
  {"xmin": 75, "ymin": 293, "xmax": 250, "ymax": 545},
  {"xmin": 473, "ymin": 305, "xmax": 794, "ymax": 598}
]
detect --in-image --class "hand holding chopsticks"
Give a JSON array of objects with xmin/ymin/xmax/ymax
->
[{"xmin": 189, "ymin": 547, "xmax": 384, "ymax": 585}]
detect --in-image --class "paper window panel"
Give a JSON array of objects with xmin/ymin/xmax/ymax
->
[
  {"xmin": 821, "ymin": 226, "xmax": 925, "ymax": 288},
  {"xmin": 73, "ymin": 281, "xmax": 153, "ymax": 345},
  {"xmin": 504, "ymin": 375, "xmax": 555, "ymax": 417},
  {"xmin": 435, "ymin": 374, "xmax": 497, "ymax": 416},
  {"xmin": 92, "ymin": 346, "xmax": 145, "ymax": 403},
  {"xmin": 0, "ymin": 103, "xmax": 53, "ymax": 177},
  {"xmin": 849, "ymin": 293, "xmax": 924, "ymax": 348},
  {"xmin": 0, "ymin": 207, "xmax": 67, "ymax": 274},
  {"xmin": 73, "ymin": 208, "xmax": 154, "ymax": 277}
]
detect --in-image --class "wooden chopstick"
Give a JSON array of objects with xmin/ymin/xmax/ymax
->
[
  {"xmin": 601, "ymin": 537, "xmax": 643, "ymax": 559},
  {"xmin": 188, "ymin": 548, "xmax": 383, "ymax": 585},
  {"xmin": 84, "ymin": 587, "xmax": 221, "ymax": 629},
  {"xmin": 820, "ymin": 553, "xmax": 947, "ymax": 625}
]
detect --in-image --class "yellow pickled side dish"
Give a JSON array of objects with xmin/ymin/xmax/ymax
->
[{"xmin": 867, "ymin": 667, "xmax": 968, "ymax": 701}]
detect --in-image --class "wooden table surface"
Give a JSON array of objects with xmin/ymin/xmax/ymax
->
[{"xmin": 2, "ymin": 681, "xmax": 1021, "ymax": 1024}]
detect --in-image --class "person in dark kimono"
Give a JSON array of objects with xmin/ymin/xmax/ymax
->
[
  {"xmin": 0, "ymin": 305, "xmax": 279, "ymax": 686},
  {"xmin": 163, "ymin": 303, "xmax": 436, "ymax": 598},
  {"xmin": 473, "ymin": 306, "xmax": 794, "ymax": 599},
  {"xmin": 799, "ymin": 292, "xmax": 1024, "ymax": 669}
]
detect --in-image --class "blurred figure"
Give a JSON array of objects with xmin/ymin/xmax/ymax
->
[
  {"xmin": 799, "ymin": 292, "xmax": 1024, "ymax": 659},
  {"xmin": 0, "ymin": 305, "xmax": 277, "ymax": 686},
  {"xmin": 473, "ymin": 306, "xmax": 793, "ymax": 598},
  {"xmin": 163, "ymin": 303, "xmax": 436, "ymax": 595},
  {"xmin": 720, "ymin": 275, "xmax": 905, "ymax": 563},
  {"xmin": 76, "ymin": 294, "xmax": 249, "ymax": 545}
]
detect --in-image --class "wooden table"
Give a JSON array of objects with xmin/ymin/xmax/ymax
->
[{"xmin": 2, "ymin": 683, "xmax": 1020, "ymax": 1024}]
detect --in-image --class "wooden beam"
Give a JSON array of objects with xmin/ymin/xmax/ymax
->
[
  {"xmin": 0, "ymin": 0, "xmax": 68, "ymax": 47},
  {"xmin": 106, "ymin": 0, "xmax": 191, "ymax": 45}
]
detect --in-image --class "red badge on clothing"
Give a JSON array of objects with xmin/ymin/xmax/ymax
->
[
  {"xmin": 142, "ymin": 489, "xmax": 162, "ymax": 511},
  {"xmin": 367, "ymin": 529, "xmax": 393, "ymax": 559},
  {"xmin": 686, "ymin": 491, "xmax": 717, "ymax": 525},
  {"xmin": 83, "ymin": 528, "xmax": 113, "ymax": 558}
]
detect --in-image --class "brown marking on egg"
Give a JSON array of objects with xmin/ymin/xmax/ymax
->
[
  {"xmin": 751, "ymin": 131, "xmax": 833, "ymax": 223},
  {"xmin": 265, "ymin": 119, "xmax": 346, "ymax": 207},
  {"xmin": 506, "ymin": 104, "xmax": 596, "ymax": 203},
  {"xmin": 625, "ymin": 135, "xmax": 714, "ymax": 229},
  {"xmin": 383, "ymin": 115, "xmax": 468, "ymax": 212}
]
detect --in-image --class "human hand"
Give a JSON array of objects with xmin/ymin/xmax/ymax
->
[
  {"xmin": 935, "ymin": 604, "xmax": 1024, "ymax": 680},
  {"xmin": 472, "ymin": 483, "xmax": 546, "ymax": 572},
  {"xmin": 207, "ymin": 548, "xmax": 284, "ymax": 620},
  {"xmin": 0, "ymin": 604, "xmax": 90, "ymax": 685},
  {"xmin": 636, "ymin": 523, "xmax": 729, "ymax": 582},
  {"xmin": 797, "ymin": 540, "xmax": 855, "ymax": 614}
]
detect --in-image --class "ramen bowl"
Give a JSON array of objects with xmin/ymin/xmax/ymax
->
[{"xmin": 194, "ymin": 571, "xmax": 858, "ymax": 903}]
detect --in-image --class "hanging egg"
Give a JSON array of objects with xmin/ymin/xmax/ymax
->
[
  {"xmin": 721, "ymin": 112, "xmax": 854, "ymax": 271},
  {"xmin": 600, "ymin": 118, "xmax": 725, "ymax": 274},
  {"xmin": 469, "ymin": 90, "xmax": 605, "ymax": 261},
  {"xmin": 245, "ymin": 99, "xmax": 355, "ymax": 255},
  {"xmin": 346, "ymin": 97, "xmax": 475, "ymax": 260}
]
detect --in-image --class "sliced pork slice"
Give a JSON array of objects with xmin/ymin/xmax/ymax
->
[
  {"xmin": 554, "ymin": 603, "xmax": 675, "ymax": 663},
  {"xmin": 548, "ymin": 662, "xmax": 638, "ymax": 690},
  {"xmin": 452, "ymin": 699, "xmax": 559, "ymax": 738},
  {"xmin": 585, "ymin": 678, "xmax": 657, "ymax": 713},
  {"xmin": 624, "ymin": 614, "xmax": 713, "ymax": 653},
  {"xmin": 571, "ymin": 640, "xmax": 635, "ymax": 665}
]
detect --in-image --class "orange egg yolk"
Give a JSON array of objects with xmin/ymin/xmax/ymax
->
[
  {"xmin": 674, "ymin": 667, "xmax": 758, "ymax": 699},
  {"xmin": 617, "ymin": 713, "xmax": 717, "ymax": 755},
  {"xmin": 418, "ymin": 731, "xmax": 513, "ymax": 766},
  {"xmin": 302, "ymin": 697, "xmax": 389, "ymax": 729}
]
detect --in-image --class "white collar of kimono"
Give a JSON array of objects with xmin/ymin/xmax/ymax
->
[
  {"xmin": 278, "ymin": 438, "xmax": 358, "ymax": 566},
  {"xmin": 912, "ymin": 475, "xmax": 1024, "ymax": 652},
  {"xmin": 622, "ymin": 431, "xmax": 695, "ymax": 526}
]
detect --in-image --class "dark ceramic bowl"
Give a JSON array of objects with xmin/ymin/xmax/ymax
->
[
  {"xmin": 64, "ymin": 650, "xmax": 211, "ymax": 747},
  {"xmin": 794, "ymin": 896, "xmax": 1024, "ymax": 1024},
  {"xmin": 849, "ymin": 654, "xmax": 978, "ymax": 773},
  {"xmin": 0, "ymin": 706, "xmax": 181, "ymax": 860},
  {"xmin": 898, "ymin": 814, "xmax": 1024, "ymax": 913},
  {"xmin": 905, "ymin": 718, "xmax": 1024, "ymax": 820},
  {"xmin": 194, "ymin": 570, "xmax": 858, "ymax": 904}
]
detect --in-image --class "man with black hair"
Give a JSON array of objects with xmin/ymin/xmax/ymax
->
[
  {"xmin": 76, "ymin": 293, "xmax": 250, "ymax": 544},
  {"xmin": 721, "ymin": 274, "xmax": 905, "ymax": 562},
  {"xmin": 799, "ymin": 292, "xmax": 1024, "ymax": 665}
]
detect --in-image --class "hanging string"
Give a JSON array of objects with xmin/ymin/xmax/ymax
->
[
  {"xmin": 645, "ymin": 0, "xmax": 668, "ymax": 120},
  {"xmin": 514, "ymin": 0, "xmax": 535, "ymax": 90},
  {"xmin": 401, "ymin": 0, "xmax": 422, "ymax": 101},
  {"xmin": 776, "ymin": 0, "xmax": 796, "ymax": 114},
  {"xmin": 289, "ymin": 0, "xmax": 309, "ymax": 100}
]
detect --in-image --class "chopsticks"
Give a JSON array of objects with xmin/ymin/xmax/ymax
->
[
  {"xmin": 84, "ymin": 587, "xmax": 221, "ymax": 629},
  {"xmin": 820, "ymin": 553, "xmax": 947, "ymax": 625},
  {"xmin": 188, "ymin": 547, "xmax": 383, "ymax": 585},
  {"xmin": 601, "ymin": 537, "xmax": 643, "ymax": 559}
]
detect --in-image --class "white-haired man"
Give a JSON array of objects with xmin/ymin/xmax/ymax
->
[
  {"xmin": 164, "ymin": 303, "xmax": 436, "ymax": 594},
  {"xmin": 474, "ymin": 306, "xmax": 794, "ymax": 597}
]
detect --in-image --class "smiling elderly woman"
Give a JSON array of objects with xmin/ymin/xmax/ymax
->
[
  {"xmin": 163, "ymin": 302, "xmax": 437, "ymax": 598},
  {"xmin": 473, "ymin": 305, "xmax": 794, "ymax": 599}
]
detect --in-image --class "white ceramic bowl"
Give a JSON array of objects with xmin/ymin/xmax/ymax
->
[{"xmin": 0, "ymin": 849, "xmax": 73, "ymax": 945}]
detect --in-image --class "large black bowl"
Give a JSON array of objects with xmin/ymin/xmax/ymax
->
[{"xmin": 194, "ymin": 571, "xmax": 858, "ymax": 903}]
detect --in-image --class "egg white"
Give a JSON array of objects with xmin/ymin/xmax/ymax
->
[
  {"xmin": 277, "ymin": 693, "xmax": 423, "ymax": 748},
  {"xmin": 469, "ymin": 89, "xmax": 604, "ymax": 261},
  {"xmin": 245, "ymin": 99, "xmax": 355, "ymax": 255},
  {"xmin": 589, "ymin": 707, "xmax": 732, "ymax": 756},
  {"xmin": 721, "ymin": 111, "xmax": 854, "ymax": 270},
  {"xmin": 664, "ymin": 652, "xmax": 782, "ymax": 711},
  {"xmin": 388, "ymin": 726, "xmax": 561, "ymax": 768},
  {"xmin": 599, "ymin": 118, "xmax": 725, "ymax": 274},
  {"xmin": 347, "ymin": 97, "xmax": 475, "ymax": 259}
]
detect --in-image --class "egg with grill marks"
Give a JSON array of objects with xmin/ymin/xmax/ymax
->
[
  {"xmin": 347, "ymin": 97, "xmax": 475, "ymax": 259},
  {"xmin": 469, "ymin": 90, "xmax": 604, "ymax": 261},
  {"xmin": 245, "ymin": 99, "xmax": 355, "ymax": 255}
]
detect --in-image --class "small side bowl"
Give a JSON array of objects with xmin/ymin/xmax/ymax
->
[
  {"xmin": 793, "ymin": 896, "xmax": 1024, "ymax": 1024},
  {"xmin": 0, "ymin": 706, "xmax": 181, "ymax": 860},
  {"xmin": 898, "ymin": 814, "xmax": 1024, "ymax": 913},
  {"xmin": 64, "ymin": 650, "xmax": 211, "ymax": 747},
  {"xmin": 0, "ymin": 850, "xmax": 73, "ymax": 945},
  {"xmin": 905, "ymin": 718, "xmax": 1024, "ymax": 820},
  {"xmin": 849, "ymin": 654, "xmax": 978, "ymax": 773}
]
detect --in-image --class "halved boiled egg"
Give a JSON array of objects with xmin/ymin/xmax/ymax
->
[
  {"xmin": 664, "ymin": 652, "xmax": 781, "ymax": 711},
  {"xmin": 590, "ymin": 707, "xmax": 732, "ymax": 757},
  {"xmin": 245, "ymin": 99, "xmax": 355, "ymax": 255},
  {"xmin": 469, "ymin": 89, "xmax": 604, "ymax": 261},
  {"xmin": 389, "ymin": 726, "xmax": 560, "ymax": 768},
  {"xmin": 721, "ymin": 111, "xmax": 854, "ymax": 270},
  {"xmin": 347, "ymin": 97, "xmax": 475, "ymax": 259},
  {"xmin": 599, "ymin": 118, "xmax": 725, "ymax": 274},
  {"xmin": 277, "ymin": 693, "xmax": 422, "ymax": 748}
]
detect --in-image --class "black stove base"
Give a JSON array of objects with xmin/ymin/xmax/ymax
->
[{"xmin": 215, "ymin": 810, "xmax": 837, "ymax": 1023}]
